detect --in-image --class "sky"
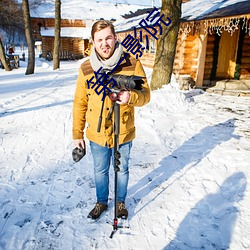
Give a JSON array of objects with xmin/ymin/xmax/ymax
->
[{"xmin": 0, "ymin": 48, "xmax": 249, "ymax": 249}]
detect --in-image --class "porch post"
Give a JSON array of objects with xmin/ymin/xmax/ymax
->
[{"xmin": 195, "ymin": 32, "xmax": 207, "ymax": 88}]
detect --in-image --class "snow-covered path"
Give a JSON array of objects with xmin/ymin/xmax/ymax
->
[{"xmin": 0, "ymin": 58, "xmax": 249, "ymax": 249}]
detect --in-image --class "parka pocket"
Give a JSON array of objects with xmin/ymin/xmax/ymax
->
[{"xmin": 120, "ymin": 106, "xmax": 134, "ymax": 133}]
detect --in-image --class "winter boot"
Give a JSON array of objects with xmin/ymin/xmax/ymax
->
[
  {"xmin": 87, "ymin": 202, "xmax": 108, "ymax": 220},
  {"xmin": 117, "ymin": 202, "xmax": 128, "ymax": 219}
]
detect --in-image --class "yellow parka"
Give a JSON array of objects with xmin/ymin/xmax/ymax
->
[{"xmin": 72, "ymin": 53, "xmax": 150, "ymax": 148}]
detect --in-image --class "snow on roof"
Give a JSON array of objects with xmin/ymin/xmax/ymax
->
[
  {"xmin": 40, "ymin": 27, "xmax": 91, "ymax": 39},
  {"xmin": 94, "ymin": 0, "xmax": 161, "ymax": 6},
  {"xmin": 114, "ymin": 12, "xmax": 148, "ymax": 32},
  {"xmin": 30, "ymin": 0, "xmax": 150, "ymax": 20},
  {"xmin": 35, "ymin": 41, "xmax": 42, "ymax": 45},
  {"xmin": 114, "ymin": 0, "xmax": 250, "ymax": 32},
  {"xmin": 182, "ymin": 0, "xmax": 250, "ymax": 21}
]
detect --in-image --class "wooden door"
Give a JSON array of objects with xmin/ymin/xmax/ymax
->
[{"xmin": 217, "ymin": 30, "xmax": 239, "ymax": 78}]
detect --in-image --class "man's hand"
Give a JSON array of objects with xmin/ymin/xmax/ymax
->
[
  {"xmin": 116, "ymin": 90, "xmax": 130, "ymax": 105},
  {"xmin": 72, "ymin": 139, "xmax": 86, "ymax": 162},
  {"xmin": 74, "ymin": 139, "xmax": 85, "ymax": 149}
]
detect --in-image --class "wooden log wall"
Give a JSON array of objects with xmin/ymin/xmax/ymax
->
[
  {"xmin": 41, "ymin": 37, "xmax": 87, "ymax": 59},
  {"xmin": 41, "ymin": 37, "xmax": 53, "ymax": 58},
  {"xmin": 203, "ymin": 33, "xmax": 215, "ymax": 81},
  {"xmin": 61, "ymin": 38, "xmax": 74, "ymax": 52},
  {"xmin": 183, "ymin": 35, "xmax": 198, "ymax": 79},
  {"xmin": 72, "ymin": 38, "xmax": 88, "ymax": 56},
  {"xmin": 173, "ymin": 33, "xmax": 199, "ymax": 81},
  {"xmin": 116, "ymin": 29, "xmax": 156, "ymax": 68},
  {"xmin": 32, "ymin": 18, "xmax": 86, "ymax": 29},
  {"xmin": 240, "ymin": 35, "xmax": 250, "ymax": 79},
  {"xmin": 140, "ymin": 53, "xmax": 155, "ymax": 68},
  {"xmin": 118, "ymin": 28, "xmax": 200, "ymax": 78},
  {"xmin": 173, "ymin": 34, "xmax": 185, "ymax": 75}
]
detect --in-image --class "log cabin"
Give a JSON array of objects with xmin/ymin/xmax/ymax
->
[
  {"xmin": 115, "ymin": 0, "xmax": 250, "ymax": 95},
  {"xmin": 31, "ymin": 18, "xmax": 92, "ymax": 60},
  {"xmin": 30, "ymin": 1, "xmax": 150, "ymax": 61}
]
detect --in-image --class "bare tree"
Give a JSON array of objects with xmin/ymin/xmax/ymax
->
[
  {"xmin": 0, "ymin": 0, "xmax": 24, "ymax": 37},
  {"xmin": 0, "ymin": 0, "xmax": 23, "ymax": 71},
  {"xmin": 0, "ymin": 37, "xmax": 11, "ymax": 71},
  {"xmin": 22, "ymin": 0, "xmax": 35, "ymax": 75},
  {"xmin": 151, "ymin": 0, "xmax": 182, "ymax": 90},
  {"xmin": 53, "ymin": 0, "xmax": 61, "ymax": 70}
]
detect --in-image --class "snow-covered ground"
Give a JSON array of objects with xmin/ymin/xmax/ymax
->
[{"xmin": 0, "ymin": 49, "xmax": 250, "ymax": 250}]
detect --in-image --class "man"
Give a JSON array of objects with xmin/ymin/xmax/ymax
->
[{"xmin": 72, "ymin": 20, "xmax": 150, "ymax": 220}]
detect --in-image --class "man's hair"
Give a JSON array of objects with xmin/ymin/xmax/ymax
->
[{"xmin": 91, "ymin": 20, "xmax": 116, "ymax": 40}]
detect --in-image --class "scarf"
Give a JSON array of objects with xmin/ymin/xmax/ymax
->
[{"xmin": 89, "ymin": 42, "xmax": 124, "ymax": 72}]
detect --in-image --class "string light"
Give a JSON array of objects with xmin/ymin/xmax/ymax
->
[{"xmin": 179, "ymin": 16, "xmax": 250, "ymax": 37}]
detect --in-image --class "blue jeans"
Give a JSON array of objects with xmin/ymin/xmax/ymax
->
[{"xmin": 90, "ymin": 141, "xmax": 132, "ymax": 205}]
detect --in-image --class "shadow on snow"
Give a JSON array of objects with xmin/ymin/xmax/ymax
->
[
  {"xmin": 0, "ymin": 100, "xmax": 73, "ymax": 117},
  {"xmin": 128, "ymin": 118, "xmax": 239, "ymax": 213},
  {"xmin": 164, "ymin": 172, "xmax": 247, "ymax": 249}
]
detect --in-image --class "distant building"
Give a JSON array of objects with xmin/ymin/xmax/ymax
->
[
  {"xmin": 30, "ymin": 0, "xmax": 149, "ymax": 60},
  {"xmin": 31, "ymin": 17, "xmax": 92, "ymax": 60}
]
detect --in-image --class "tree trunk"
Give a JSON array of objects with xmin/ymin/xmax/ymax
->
[
  {"xmin": 151, "ymin": 0, "xmax": 182, "ymax": 90},
  {"xmin": 22, "ymin": 0, "xmax": 35, "ymax": 75},
  {"xmin": 53, "ymin": 0, "xmax": 61, "ymax": 70},
  {"xmin": 0, "ymin": 37, "xmax": 11, "ymax": 71}
]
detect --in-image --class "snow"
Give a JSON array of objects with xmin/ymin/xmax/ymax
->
[
  {"xmin": 114, "ymin": 12, "xmax": 147, "ymax": 32},
  {"xmin": 114, "ymin": 0, "xmax": 250, "ymax": 32},
  {"xmin": 96, "ymin": 0, "xmax": 161, "ymax": 7},
  {"xmin": 30, "ymin": 0, "xmax": 151, "ymax": 20},
  {"xmin": 182, "ymin": 0, "xmax": 249, "ymax": 21},
  {"xmin": 40, "ymin": 27, "xmax": 92, "ymax": 39},
  {"xmin": 0, "ymin": 48, "xmax": 250, "ymax": 249}
]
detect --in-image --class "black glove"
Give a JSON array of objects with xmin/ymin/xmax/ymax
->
[{"xmin": 72, "ymin": 146, "xmax": 86, "ymax": 162}]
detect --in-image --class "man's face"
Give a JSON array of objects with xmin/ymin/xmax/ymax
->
[{"xmin": 93, "ymin": 27, "xmax": 117, "ymax": 60}]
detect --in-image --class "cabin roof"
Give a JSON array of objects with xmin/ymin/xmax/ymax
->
[
  {"xmin": 30, "ymin": 0, "xmax": 149, "ymax": 21},
  {"xmin": 182, "ymin": 0, "xmax": 250, "ymax": 21},
  {"xmin": 114, "ymin": 0, "xmax": 250, "ymax": 32}
]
